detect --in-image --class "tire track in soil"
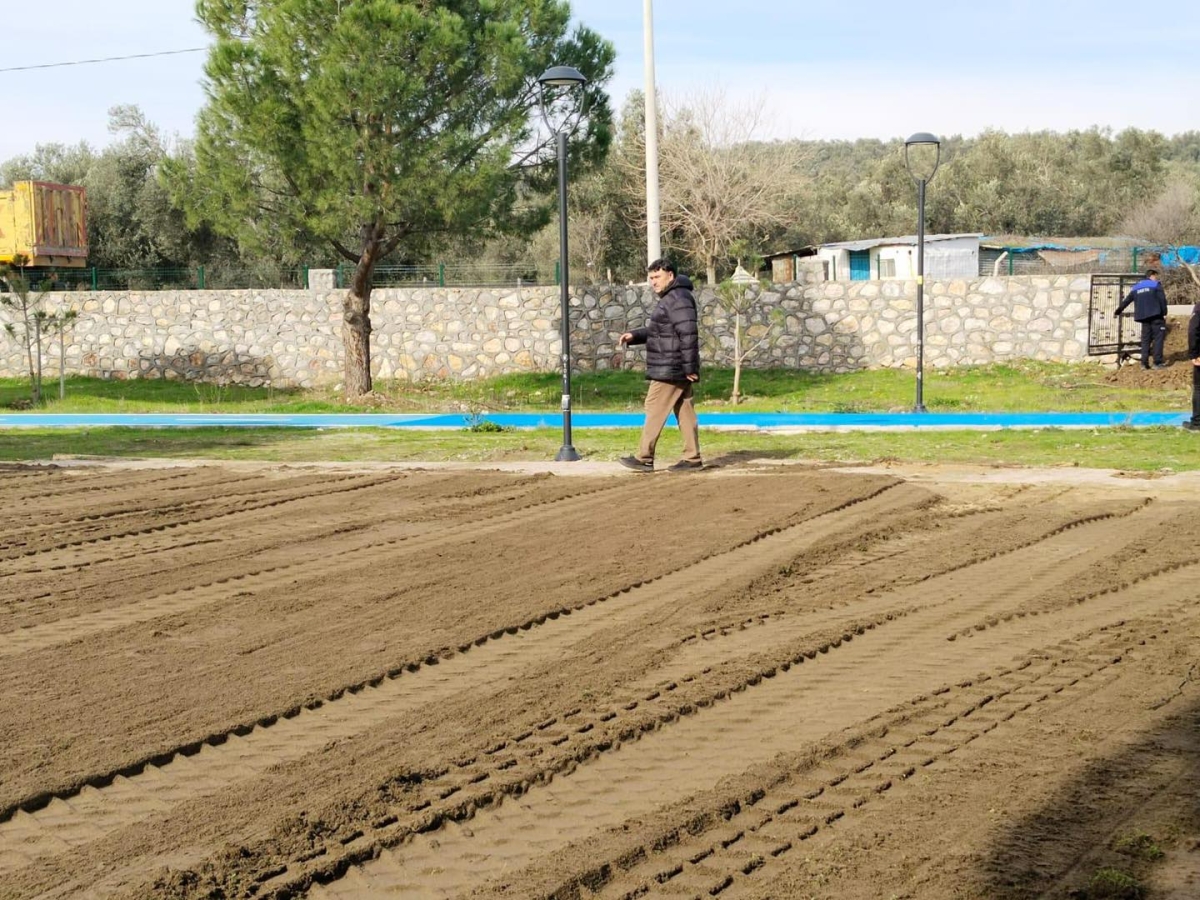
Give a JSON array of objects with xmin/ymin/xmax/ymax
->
[
  {"xmin": 0, "ymin": 478, "xmax": 641, "ymax": 652},
  {"xmin": 156, "ymin": 499, "xmax": 1153, "ymax": 900},
  {"xmin": 577, "ymin": 624, "xmax": 1170, "ymax": 900},
  {"xmin": 0, "ymin": 482, "xmax": 917, "ymax": 878},
  {"xmin": 298, "ymin": 510, "xmax": 1190, "ymax": 899},
  {"xmin": 207, "ymin": 499, "xmax": 1161, "ymax": 899},
  {"xmin": 645, "ymin": 499, "xmax": 1168, "ymax": 689}
]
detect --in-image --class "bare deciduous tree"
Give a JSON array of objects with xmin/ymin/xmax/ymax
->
[
  {"xmin": 1121, "ymin": 178, "xmax": 1200, "ymax": 289},
  {"xmin": 649, "ymin": 90, "xmax": 810, "ymax": 286}
]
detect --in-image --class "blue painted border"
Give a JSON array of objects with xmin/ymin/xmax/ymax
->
[{"xmin": 0, "ymin": 411, "xmax": 1186, "ymax": 430}]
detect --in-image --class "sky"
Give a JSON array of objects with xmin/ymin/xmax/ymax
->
[{"xmin": 2, "ymin": 0, "xmax": 1199, "ymax": 163}]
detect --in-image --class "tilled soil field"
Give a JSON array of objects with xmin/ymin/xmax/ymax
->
[{"xmin": 3, "ymin": 461, "xmax": 1200, "ymax": 900}]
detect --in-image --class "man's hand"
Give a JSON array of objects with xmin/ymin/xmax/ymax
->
[
  {"xmin": 1192, "ymin": 358, "xmax": 1200, "ymax": 367},
  {"xmin": 618, "ymin": 332, "xmax": 634, "ymax": 346},
  {"xmin": 686, "ymin": 373, "xmax": 699, "ymax": 382}
]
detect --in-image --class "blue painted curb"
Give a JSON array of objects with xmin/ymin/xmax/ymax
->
[{"xmin": 0, "ymin": 411, "xmax": 1187, "ymax": 430}]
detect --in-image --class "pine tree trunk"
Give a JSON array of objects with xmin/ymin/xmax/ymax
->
[{"xmin": 343, "ymin": 257, "xmax": 375, "ymax": 398}]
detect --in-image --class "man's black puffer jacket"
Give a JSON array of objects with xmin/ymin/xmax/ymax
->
[{"xmin": 627, "ymin": 275, "xmax": 700, "ymax": 382}]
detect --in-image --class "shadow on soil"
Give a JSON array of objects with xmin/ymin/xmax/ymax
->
[
  {"xmin": 702, "ymin": 448, "xmax": 802, "ymax": 470},
  {"xmin": 978, "ymin": 696, "xmax": 1200, "ymax": 899}
]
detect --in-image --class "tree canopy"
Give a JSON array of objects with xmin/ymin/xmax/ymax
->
[{"xmin": 172, "ymin": 0, "xmax": 614, "ymax": 396}]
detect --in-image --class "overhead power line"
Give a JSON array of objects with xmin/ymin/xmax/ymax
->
[{"xmin": 0, "ymin": 47, "xmax": 207, "ymax": 74}]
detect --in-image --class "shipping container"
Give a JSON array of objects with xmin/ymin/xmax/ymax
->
[{"xmin": 0, "ymin": 181, "xmax": 88, "ymax": 268}]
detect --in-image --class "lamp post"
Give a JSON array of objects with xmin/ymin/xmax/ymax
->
[
  {"xmin": 904, "ymin": 132, "xmax": 941, "ymax": 414},
  {"xmin": 643, "ymin": 0, "xmax": 662, "ymax": 264},
  {"xmin": 538, "ymin": 65, "xmax": 588, "ymax": 461}
]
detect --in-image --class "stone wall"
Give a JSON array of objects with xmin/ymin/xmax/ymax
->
[{"xmin": 0, "ymin": 271, "xmax": 1094, "ymax": 387}]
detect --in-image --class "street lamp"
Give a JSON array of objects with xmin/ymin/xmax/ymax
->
[
  {"xmin": 904, "ymin": 132, "xmax": 941, "ymax": 414},
  {"xmin": 538, "ymin": 64, "xmax": 588, "ymax": 461}
]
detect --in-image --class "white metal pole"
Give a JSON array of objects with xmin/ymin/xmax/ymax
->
[{"xmin": 643, "ymin": 0, "xmax": 662, "ymax": 266}]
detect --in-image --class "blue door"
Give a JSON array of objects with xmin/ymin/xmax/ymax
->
[{"xmin": 849, "ymin": 250, "xmax": 871, "ymax": 281}]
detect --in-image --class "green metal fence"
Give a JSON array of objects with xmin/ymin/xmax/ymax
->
[
  {"xmin": 333, "ymin": 263, "xmax": 549, "ymax": 289},
  {"xmin": 7, "ymin": 263, "xmax": 554, "ymax": 291},
  {"xmin": 979, "ymin": 247, "xmax": 1155, "ymax": 277},
  {"xmin": 19, "ymin": 266, "xmax": 311, "ymax": 292}
]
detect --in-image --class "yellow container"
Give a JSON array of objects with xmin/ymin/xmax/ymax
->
[{"xmin": 0, "ymin": 181, "xmax": 88, "ymax": 268}]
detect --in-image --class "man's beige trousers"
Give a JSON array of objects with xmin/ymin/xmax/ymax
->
[{"xmin": 636, "ymin": 379, "xmax": 701, "ymax": 463}]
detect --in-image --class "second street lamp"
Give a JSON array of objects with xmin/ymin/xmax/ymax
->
[
  {"xmin": 538, "ymin": 65, "xmax": 588, "ymax": 462},
  {"xmin": 903, "ymin": 131, "xmax": 941, "ymax": 414}
]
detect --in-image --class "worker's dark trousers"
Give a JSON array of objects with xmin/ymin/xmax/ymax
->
[
  {"xmin": 1140, "ymin": 317, "xmax": 1167, "ymax": 367},
  {"xmin": 1192, "ymin": 364, "xmax": 1200, "ymax": 426}
]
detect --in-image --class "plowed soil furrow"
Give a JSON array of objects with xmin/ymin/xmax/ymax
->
[
  {"xmin": 0, "ymin": 471, "xmax": 404, "ymax": 572},
  {"xmin": 0, "ymin": 470, "xmax": 338, "ymax": 550},
  {"xmin": 0, "ymin": 478, "xmax": 644, "ymax": 646},
  {"xmin": 6, "ymin": 464, "xmax": 1198, "ymax": 900},
  {"xmin": 84, "ymin": 494, "xmax": 1156, "ymax": 899},
  {"xmin": 7, "ymin": 468, "xmax": 563, "ymax": 542},
  {"xmin": 302, "ymin": 517, "xmax": 1188, "ymax": 898},
  {"xmin": 0, "ymin": 474, "xmax": 621, "ymax": 630},
  {"xmin": 0, "ymin": 483, "xmax": 918, "ymax": 870},
  {"xmin": 0, "ymin": 467, "xmax": 204, "ymax": 504},
  {"xmin": 0, "ymin": 471, "xmax": 892, "ymax": 832}
]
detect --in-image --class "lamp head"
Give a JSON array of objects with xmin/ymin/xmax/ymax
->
[
  {"xmin": 904, "ymin": 132, "xmax": 942, "ymax": 183},
  {"xmin": 536, "ymin": 65, "xmax": 588, "ymax": 133},
  {"xmin": 538, "ymin": 66, "xmax": 587, "ymax": 88}
]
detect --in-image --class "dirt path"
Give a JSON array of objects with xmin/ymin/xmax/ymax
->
[{"xmin": 2, "ymin": 461, "xmax": 1199, "ymax": 900}]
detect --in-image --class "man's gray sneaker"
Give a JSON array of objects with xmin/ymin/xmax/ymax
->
[
  {"xmin": 619, "ymin": 456, "xmax": 654, "ymax": 472},
  {"xmin": 668, "ymin": 460, "xmax": 704, "ymax": 472}
]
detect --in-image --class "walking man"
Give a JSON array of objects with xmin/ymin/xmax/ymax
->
[
  {"xmin": 1115, "ymin": 269, "xmax": 1169, "ymax": 369},
  {"xmin": 617, "ymin": 259, "xmax": 703, "ymax": 472}
]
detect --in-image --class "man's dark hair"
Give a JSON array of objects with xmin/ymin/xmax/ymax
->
[
  {"xmin": 647, "ymin": 258, "xmax": 677, "ymax": 276},
  {"xmin": 1146, "ymin": 268, "xmax": 1159, "ymax": 278}
]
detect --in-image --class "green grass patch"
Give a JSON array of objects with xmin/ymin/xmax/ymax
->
[
  {"xmin": 2, "ymin": 362, "xmax": 1197, "ymax": 468},
  {"xmin": 3, "ymin": 425, "xmax": 1198, "ymax": 472},
  {"xmin": 1084, "ymin": 867, "xmax": 1145, "ymax": 899},
  {"xmin": 1113, "ymin": 832, "xmax": 1166, "ymax": 862},
  {"xmin": 0, "ymin": 361, "xmax": 1189, "ymax": 415}
]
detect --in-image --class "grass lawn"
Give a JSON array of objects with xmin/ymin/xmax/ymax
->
[
  {"xmin": 0, "ymin": 361, "xmax": 1188, "ymax": 415},
  {"xmin": 0, "ymin": 426, "xmax": 1197, "ymax": 473},
  {"xmin": 1, "ymin": 363, "xmax": 1197, "ymax": 470}
]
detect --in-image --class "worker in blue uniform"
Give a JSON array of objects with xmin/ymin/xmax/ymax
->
[{"xmin": 1114, "ymin": 269, "xmax": 1169, "ymax": 369}]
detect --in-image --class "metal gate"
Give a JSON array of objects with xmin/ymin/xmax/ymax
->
[{"xmin": 1088, "ymin": 273, "xmax": 1141, "ymax": 360}]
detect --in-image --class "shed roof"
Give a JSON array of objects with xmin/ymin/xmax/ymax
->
[
  {"xmin": 763, "ymin": 247, "xmax": 818, "ymax": 261},
  {"xmin": 819, "ymin": 233, "xmax": 982, "ymax": 252}
]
